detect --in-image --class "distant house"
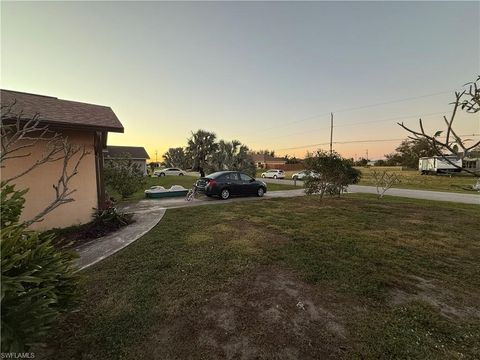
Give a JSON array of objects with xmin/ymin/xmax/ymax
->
[
  {"xmin": 105, "ymin": 146, "xmax": 150, "ymax": 175},
  {"xmin": 1, "ymin": 89, "xmax": 124, "ymax": 230},
  {"xmin": 251, "ymin": 153, "xmax": 287, "ymax": 169},
  {"xmin": 463, "ymin": 157, "xmax": 480, "ymax": 172}
]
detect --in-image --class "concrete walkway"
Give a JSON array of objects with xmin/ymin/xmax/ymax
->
[
  {"xmin": 261, "ymin": 178, "xmax": 480, "ymax": 205},
  {"xmin": 74, "ymin": 207, "xmax": 166, "ymax": 270}
]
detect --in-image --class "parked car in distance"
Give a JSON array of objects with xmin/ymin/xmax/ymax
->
[
  {"xmin": 261, "ymin": 169, "xmax": 285, "ymax": 179},
  {"xmin": 292, "ymin": 170, "xmax": 320, "ymax": 180},
  {"xmin": 153, "ymin": 168, "xmax": 185, "ymax": 176},
  {"xmin": 195, "ymin": 171, "xmax": 267, "ymax": 200}
]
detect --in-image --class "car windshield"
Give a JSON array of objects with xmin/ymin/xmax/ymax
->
[{"xmin": 206, "ymin": 171, "xmax": 229, "ymax": 179}]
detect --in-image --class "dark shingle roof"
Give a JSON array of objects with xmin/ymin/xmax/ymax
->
[
  {"xmin": 106, "ymin": 146, "xmax": 150, "ymax": 160},
  {"xmin": 1, "ymin": 89, "xmax": 124, "ymax": 132}
]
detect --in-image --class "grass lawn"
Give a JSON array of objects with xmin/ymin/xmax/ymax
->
[
  {"xmin": 256, "ymin": 167, "xmax": 479, "ymax": 194},
  {"xmin": 42, "ymin": 195, "xmax": 479, "ymax": 359},
  {"xmin": 109, "ymin": 175, "xmax": 299, "ymax": 202}
]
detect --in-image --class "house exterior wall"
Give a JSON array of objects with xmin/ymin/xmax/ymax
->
[
  {"xmin": 1, "ymin": 130, "xmax": 98, "ymax": 231},
  {"xmin": 264, "ymin": 162, "xmax": 293, "ymax": 170},
  {"xmin": 105, "ymin": 158, "xmax": 148, "ymax": 175},
  {"xmin": 133, "ymin": 159, "xmax": 147, "ymax": 175}
]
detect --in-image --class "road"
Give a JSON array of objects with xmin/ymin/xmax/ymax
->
[{"xmin": 260, "ymin": 178, "xmax": 480, "ymax": 205}]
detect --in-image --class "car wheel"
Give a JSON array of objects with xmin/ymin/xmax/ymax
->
[
  {"xmin": 257, "ymin": 187, "xmax": 265, "ymax": 197},
  {"xmin": 273, "ymin": 175, "xmax": 277, "ymax": 179},
  {"xmin": 293, "ymin": 176, "xmax": 297, "ymax": 180},
  {"xmin": 160, "ymin": 173, "xmax": 166, "ymax": 177},
  {"xmin": 179, "ymin": 173, "xmax": 184, "ymax": 176},
  {"xmin": 262, "ymin": 174, "xmax": 265, "ymax": 178},
  {"xmin": 220, "ymin": 189, "xmax": 230, "ymax": 200}
]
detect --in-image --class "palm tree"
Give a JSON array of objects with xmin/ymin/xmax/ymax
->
[
  {"xmin": 207, "ymin": 140, "xmax": 255, "ymax": 176},
  {"xmin": 163, "ymin": 147, "xmax": 188, "ymax": 168},
  {"xmin": 186, "ymin": 130, "xmax": 218, "ymax": 176}
]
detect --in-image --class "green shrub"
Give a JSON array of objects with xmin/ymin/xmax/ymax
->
[
  {"xmin": 304, "ymin": 150, "xmax": 361, "ymax": 198},
  {"xmin": 83, "ymin": 207, "xmax": 134, "ymax": 238},
  {"xmin": 0, "ymin": 182, "xmax": 27, "ymax": 227},
  {"xmin": 1, "ymin": 185, "xmax": 79, "ymax": 352},
  {"xmin": 104, "ymin": 153, "xmax": 146, "ymax": 199}
]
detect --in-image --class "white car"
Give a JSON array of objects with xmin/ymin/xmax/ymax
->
[
  {"xmin": 292, "ymin": 170, "xmax": 319, "ymax": 180},
  {"xmin": 261, "ymin": 169, "xmax": 285, "ymax": 179},
  {"xmin": 153, "ymin": 168, "xmax": 185, "ymax": 177}
]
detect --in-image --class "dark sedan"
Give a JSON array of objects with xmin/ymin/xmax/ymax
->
[{"xmin": 195, "ymin": 171, "xmax": 267, "ymax": 200}]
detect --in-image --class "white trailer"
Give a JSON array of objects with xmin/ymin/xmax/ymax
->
[{"xmin": 418, "ymin": 156, "xmax": 462, "ymax": 174}]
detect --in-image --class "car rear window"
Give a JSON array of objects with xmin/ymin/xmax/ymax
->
[{"xmin": 218, "ymin": 173, "xmax": 239, "ymax": 181}]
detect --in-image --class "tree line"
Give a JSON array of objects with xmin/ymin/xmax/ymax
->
[{"xmin": 162, "ymin": 130, "xmax": 256, "ymax": 177}]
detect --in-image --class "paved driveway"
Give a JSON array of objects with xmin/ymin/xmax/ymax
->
[{"xmin": 119, "ymin": 188, "xmax": 306, "ymax": 212}]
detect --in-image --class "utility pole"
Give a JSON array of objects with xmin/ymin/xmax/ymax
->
[
  {"xmin": 366, "ymin": 149, "xmax": 369, "ymax": 161},
  {"xmin": 329, "ymin": 112, "xmax": 334, "ymax": 154},
  {"xmin": 155, "ymin": 150, "xmax": 158, "ymax": 163}
]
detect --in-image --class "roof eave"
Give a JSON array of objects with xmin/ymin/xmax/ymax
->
[{"xmin": 40, "ymin": 119, "xmax": 124, "ymax": 133}]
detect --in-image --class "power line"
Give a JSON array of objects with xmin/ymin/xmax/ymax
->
[
  {"xmin": 243, "ymin": 90, "xmax": 453, "ymax": 138},
  {"xmin": 333, "ymin": 111, "xmax": 447, "ymax": 128},
  {"xmin": 249, "ymin": 111, "xmax": 448, "ymax": 143},
  {"xmin": 332, "ymin": 91, "xmax": 452, "ymax": 114},
  {"xmin": 275, "ymin": 133, "xmax": 480, "ymax": 152}
]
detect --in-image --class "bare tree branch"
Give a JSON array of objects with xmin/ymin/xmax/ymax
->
[
  {"xmin": 1, "ymin": 100, "xmax": 91, "ymax": 225},
  {"xmin": 24, "ymin": 142, "xmax": 89, "ymax": 226},
  {"xmin": 397, "ymin": 76, "xmax": 480, "ymax": 178},
  {"xmin": 372, "ymin": 170, "xmax": 401, "ymax": 198},
  {"xmin": 1, "ymin": 104, "xmax": 64, "ymax": 178}
]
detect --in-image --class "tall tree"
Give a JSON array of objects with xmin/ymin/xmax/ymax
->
[
  {"xmin": 255, "ymin": 149, "xmax": 275, "ymax": 157},
  {"xmin": 207, "ymin": 140, "xmax": 256, "ymax": 176},
  {"xmin": 186, "ymin": 130, "xmax": 218, "ymax": 177},
  {"xmin": 163, "ymin": 147, "xmax": 189, "ymax": 169},
  {"xmin": 385, "ymin": 138, "xmax": 436, "ymax": 168}
]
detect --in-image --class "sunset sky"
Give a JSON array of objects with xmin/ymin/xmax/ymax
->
[{"xmin": 2, "ymin": 1, "xmax": 479, "ymax": 160}]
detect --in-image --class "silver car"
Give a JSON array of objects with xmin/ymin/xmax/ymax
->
[
  {"xmin": 292, "ymin": 170, "xmax": 319, "ymax": 180},
  {"xmin": 261, "ymin": 169, "xmax": 285, "ymax": 179},
  {"xmin": 153, "ymin": 168, "xmax": 185, "ymax": 177}
]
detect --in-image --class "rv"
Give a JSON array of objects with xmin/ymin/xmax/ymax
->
[{"xmin": 418, "ymin": 156, "xmax": 462, "ymax": 175}]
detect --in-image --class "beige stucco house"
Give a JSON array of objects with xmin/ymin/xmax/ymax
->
[{"xmin": 1, "ymin": 89, "xmax": 124, "ymax": 230}]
